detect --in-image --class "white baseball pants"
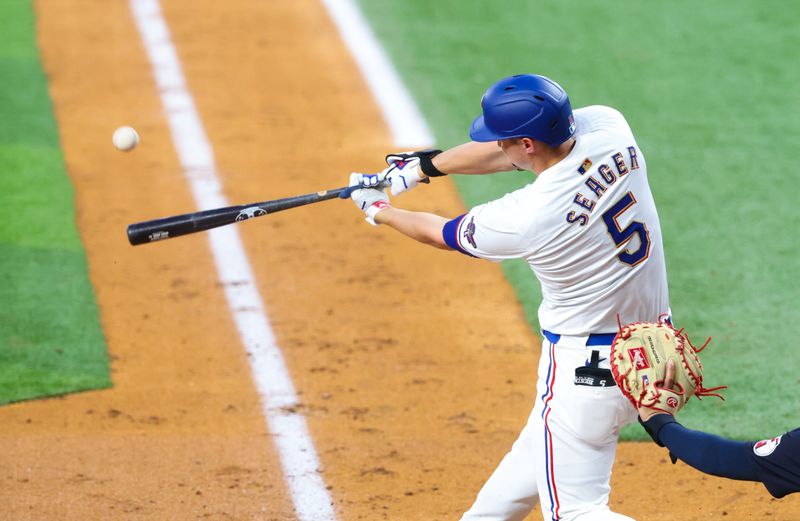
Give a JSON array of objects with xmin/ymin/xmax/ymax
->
[{"xmin": 460, "ymin": 334, "xmax": 638, "ymax": 521}]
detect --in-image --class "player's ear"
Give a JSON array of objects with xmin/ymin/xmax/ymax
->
[{"xmin": 521, "ymin": 137, "xmax": 536, "ymax": 154}]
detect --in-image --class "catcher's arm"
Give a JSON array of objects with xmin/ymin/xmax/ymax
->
[
  {"xmin": 637, "ymin": 361, "xmax": 753, "ymax": 482},
  {"xmin": 642, "ymin": 417, "xmax": 762, "ymax": 484},
  {"xmin": 638, "ymin": 359, "xmax": 767, "ymax": 489}
]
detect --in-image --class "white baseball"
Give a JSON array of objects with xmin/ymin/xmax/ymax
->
[{"xmin": 112, "ymin": 126, "xmax": 139, "ymax": 151}]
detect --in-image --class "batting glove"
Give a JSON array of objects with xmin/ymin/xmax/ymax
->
[
  {"xmin": 382, "ymin": 149, "xmax": 443, "ymax": 196},
  {"xmin": 349, "ymin": 173, "xmax": 390, "ymax": 226}
]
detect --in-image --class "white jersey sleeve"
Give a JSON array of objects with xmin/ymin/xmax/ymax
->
[{"xmin": 442, "ymin": 192, "xmax": 534, "ymax": 262}]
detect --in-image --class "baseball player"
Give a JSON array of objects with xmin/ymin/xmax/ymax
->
[
  {"xmin": 349, "ymin": 74, "xmax": 670, "ymax": 521},
  {"xmin": 640, "ymin": 361, "xmax": 800, "ymax": 498}
]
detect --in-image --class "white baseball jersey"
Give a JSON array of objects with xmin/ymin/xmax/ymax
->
[{"xmin": 443, "ymin": 105, "xmax": 669, "ymax": 335}]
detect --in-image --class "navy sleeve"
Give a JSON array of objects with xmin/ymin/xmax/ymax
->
[
  {"xmin": 649, "ymin": 419, "xmax": 800, "ymax": 498},
  {"xmin": 747, "ymin": 428, "xmax": 800, "ymax": 498},
  {"xmin": 656, "ymin": 421, "xmax": 760, "ymax": 482}
]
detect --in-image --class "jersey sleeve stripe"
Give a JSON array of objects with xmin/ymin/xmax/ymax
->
[{"xmin": 442, "ymin": 214, "xmax": 475, "ymax": 257}]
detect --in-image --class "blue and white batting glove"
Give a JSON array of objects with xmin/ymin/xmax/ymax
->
[
  {"xmin": 356, "ymin": 172, "xmax": 382, "ymax": 188},
  {"xmin": 349, "ymin": 173, "xmax": 390, "ymax": 226},
  {"xmin": 383, "ymin": 154, "xmax": 424, "ymax": 196}
]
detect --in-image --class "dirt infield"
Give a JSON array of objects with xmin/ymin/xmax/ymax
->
[{"xmin": 1, "ymin": 0, "xmax": 796, "ymax": 519}]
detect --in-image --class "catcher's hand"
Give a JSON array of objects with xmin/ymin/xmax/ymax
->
[
  {"xmin": 638, "ymin": 358, "xmax": 679, "ymax": 421},
  {"xmin": 610, "ymin": 319, "xmax": 726, "ymax": 422}
]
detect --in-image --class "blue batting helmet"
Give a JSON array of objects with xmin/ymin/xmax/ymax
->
[{"xmin": 469, "ymin": 74, "xmax": 575, "ymax": 146}]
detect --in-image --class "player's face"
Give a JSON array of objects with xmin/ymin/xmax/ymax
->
[{"xmin": 497, "ymin": 138, "xmax": 533, "ymax": 171}]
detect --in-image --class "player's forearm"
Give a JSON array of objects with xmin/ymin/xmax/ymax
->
[
  {"xmin": 652, "ymin": 419, "xmax": 759, "ymax": 482},
  {"xmin": 374, "ymin": 207, "xmax": 450, "ymax": 249},
  {"xmin": 423, "ymin": 141, "xmax": 514, "ymax": 176}
]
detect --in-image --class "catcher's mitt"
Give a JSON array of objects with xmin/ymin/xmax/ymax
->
[{"xmin": 610, "ymin": 318, "xmax": 726, "ymax": 418}]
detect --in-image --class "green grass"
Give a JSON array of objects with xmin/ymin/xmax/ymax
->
[
  {"xmin": 0, "ymin": 0, "xmax": 110, "ymax": 404},
  {"xmin": 358, "ymin": 0, "xmax": 800, "ymax": 440}
]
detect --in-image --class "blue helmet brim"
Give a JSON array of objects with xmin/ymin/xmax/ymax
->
[{"xmin": 469, "ymin": 114, "xmax": 503, "ymax": 142}]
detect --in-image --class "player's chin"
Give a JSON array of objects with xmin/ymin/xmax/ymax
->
[{"xmin": 511, "ymin": 162, "xmax": 531, "ymax": 172}]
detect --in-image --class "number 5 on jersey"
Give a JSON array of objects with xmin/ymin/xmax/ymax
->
[{"xmin": 602, "ymin": 191, "xmax": 651, "ymax": 267}]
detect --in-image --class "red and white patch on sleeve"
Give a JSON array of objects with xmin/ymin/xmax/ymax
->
[{"xmin": 753, "ymin": 436, "xmax": 782, "ymax": 457}]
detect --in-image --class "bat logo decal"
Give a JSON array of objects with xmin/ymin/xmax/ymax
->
[
  {"xmin": 235, "ymin": 206, "xmax": 267, "ymax": 222},
  {"xmin": 148, "ymin": 231, "xmax": 169, "ymax": 241}
]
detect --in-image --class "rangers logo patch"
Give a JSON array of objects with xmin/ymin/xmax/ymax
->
[
  {"xmin": 753, "ymin": 436, "xmax": 782, "ymax": 457},
  {"xmin": 463, "ymin": 216, "xmax": 477, "ymax": 248},
  {"xmin": 628, "ymin": 347, "xmax": 650, "ymax": 369}
]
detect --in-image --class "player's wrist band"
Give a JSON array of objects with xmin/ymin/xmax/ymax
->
[
  {"xmin": 365, "ymin": 200, "xmax": 391, "ymax": 226},
  {"xmin": 417, "ymin": 149, "xmax": 447, "ymax": 177},
  {"xmin": 640, "ymin": 413, "xmax": 677, "ymax": 447}
]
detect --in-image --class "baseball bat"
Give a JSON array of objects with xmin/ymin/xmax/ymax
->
[{"xmin": 127, "ymin": 181, "xmax": 384, "ymax": 246}]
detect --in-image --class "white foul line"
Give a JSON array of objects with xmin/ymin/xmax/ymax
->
[
  {"xmin": 319, "ymin": 0, "xmax": 435, "ymax": 149},
  {"xmin": 129, "ymin": 1, "xmax": 336, "ymax": 519}
]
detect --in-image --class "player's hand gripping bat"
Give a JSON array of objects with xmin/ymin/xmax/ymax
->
[{"xmin": 126, "ymin": 179, "xmax": 412, "ymax": 245}]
